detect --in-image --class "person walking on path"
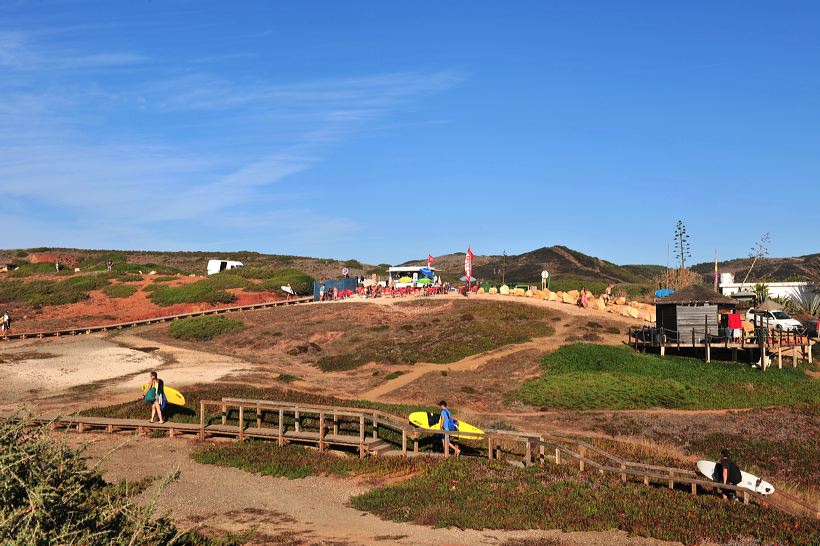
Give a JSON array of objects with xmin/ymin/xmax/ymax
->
[
  {"xmin": 438, "ymin": 400, "xmax": 461, "ymax": 456},
  {"xmin": 142, "ymin": 371, "xmax": 166, "ymax": 423},
  {"xmin": 712, "ymin": 448, "xmax": 742, "ymax": 500},
  {"xmin": 1, "ymin": 311, "xmax": 8, "ymax": 333}
]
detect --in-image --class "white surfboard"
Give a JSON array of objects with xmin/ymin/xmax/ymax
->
[
  {"xmin": 696, "ymin": 460, "xmax": 775, "ymax": 495},
  {"xmin": 281, "ymin": 285, "xmax": 295, "ymax": 295}
]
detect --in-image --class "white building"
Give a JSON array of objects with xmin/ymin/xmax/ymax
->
[
  {"xmin": 387, "ymin": 265, "xmax": 440, "ymax": 288},
  {"xmin": 719, "ymin": 273, "xmax": 816, "ymax": 306}
]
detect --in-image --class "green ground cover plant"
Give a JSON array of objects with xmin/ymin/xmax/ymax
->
[
  {"xmin": 517, "ymin": 344, "xmax": 819, "ymax": 410},
  {"xmin": 350, "ymin": 458, "xmax": 819, "ymax": 545},
  {"xmin": 148, "ymin": 276, "xmax": 245, "ymax": 306},
  {"xmin": 0, "ymin": 414, "xmax": 243, "ymax": 545},
  {"xmin": 236, "ymin": 268, "xmax": 314, "ymax": 295},
  {"xmin": 8, "ymin": 262, "xmax": 74, "ymax": 277},
  {"xmin": 169, "ymin": 316, "xmax": 244, "ymax": 341},
  {"xmin": 317, "ymin": 300, "xmax": 554, "ymax": 371},
  {"xmin": 152, "ymin": 275, "xmax": 178, "ymax": 282},
  {"xmin": 103, "ymin": 284, "xmax": 138, "ymax": 298},
  {"xmin": 0, "ymin": 275, "xmax": 109, "ymax": 306},
  {"xmin": 191, "ymin": 441, "xmax": 431, "ymax": 479}
]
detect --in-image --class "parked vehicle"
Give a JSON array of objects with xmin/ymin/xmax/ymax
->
[
  {"xmin": 745, "ymin": 308, "xmax": 804, "ymax": 332},
  {"xmin": 206, "ymin": 260, "xmax": 244, "ymax": 276}
]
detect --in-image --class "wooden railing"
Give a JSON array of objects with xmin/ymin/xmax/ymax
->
[{"xmin": 0, "ymin": 296, "xmax": 312, "ymax": 341}]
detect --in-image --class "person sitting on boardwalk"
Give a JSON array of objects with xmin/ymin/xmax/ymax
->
[
  {"xmin": 713, "ymin": 448, "xmax": 742, "ymax": 500},
  {"xmin": 438, "ymin": 400, "xmax": 461, "ymax": 456},
  {"xmin": 142, "ymin": 371, "xmax": 166, "ymax": 424}
]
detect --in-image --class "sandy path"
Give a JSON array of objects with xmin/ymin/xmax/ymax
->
[
  {"xmin": 0, "ymin": 332, "xmax": 251, "ymax": 414},
  {"xmin": 74, "ymin": 434, "xmax": 676, "ymax": 546}
]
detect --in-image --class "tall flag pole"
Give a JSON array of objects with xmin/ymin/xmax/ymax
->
[{"xmin": 464, "ymin": 246, "xmax": 474, "ymax": 290}]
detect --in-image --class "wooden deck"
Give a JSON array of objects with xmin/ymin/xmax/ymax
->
[{"xmin": 0, "ymin": 296, "xmax": 312, "ymax": 341}]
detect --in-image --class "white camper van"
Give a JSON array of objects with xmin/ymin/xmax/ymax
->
[{"xmin": 207, "ymin": 259, "xmax": 244, "ymax": 275}]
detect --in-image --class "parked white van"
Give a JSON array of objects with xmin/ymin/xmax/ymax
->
[{"xmin": 207, "ymin": 260, "xmax": 244, "ymax": 276}]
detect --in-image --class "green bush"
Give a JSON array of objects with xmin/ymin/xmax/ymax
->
[
  {"xmin": 103, "ymin": 284, "xmax": 138, "ymax": 298},
  {"xmin": 152, "ymin": 276, "xmax": 177, "ymax": 283},
  {"xmin": 343, "ymin": 259, "xmax": 362, "ymax": 269},
  {"xmin": 517, "ymin": 344, "xmax": 819, "ymax": 410},
  {"xmin": 0, "ymin": 275, "xmax": 109, "ymax": 306},
  {"xmin": 169, "ymin": 315, "xmax": 244, "ymax": 341},
  {"xmin": 14, "ymin": 250, "xmax": 27, "ymax": 258},
  {"xmin": 244, "ymin": 269, "xmax": 315, "ymax": 295},
  {"xmin": 148, "ymin": 277, "xmax": 238, "ymax": 307},
  {"xmin": 0, "ymin": 413, "xmax": 231, "ymax": 545},
  {"xmin": 9, "ymin": 263, "xmax": 73, "ymax": 277}
]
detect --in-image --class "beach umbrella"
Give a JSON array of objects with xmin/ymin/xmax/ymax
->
[
  {"xmin": 420, "ymin": 267, "xmax": 434, "ymax": 277},
  {"xmin": 416, "ymin": 278, "xmax": 432, "ymax": 285},
  {"xmin": 398, "ymin": 276, "xmax": 413, "ymax": 283},
  {"xmin": 459, "ymin": 275, "xmax": 476, "ymax": 282}
]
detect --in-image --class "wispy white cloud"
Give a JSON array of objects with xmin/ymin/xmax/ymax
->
[{"xmin": 0, "ymin": 28, "xmax": 461, "ymax": 251}]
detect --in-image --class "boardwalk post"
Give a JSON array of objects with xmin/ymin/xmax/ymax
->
[
  {"xmin": 488, "ymin": 438, "xmax": 493, "ymax": 460},
  {"xmin": 706, "ymin": 335, "xmax": 711, "ymax": 363},
  {"xmin": 691, "ymin": 482, "xmax": 697, "ymax": 496},
  {"xmin": 743, "ymin": 490, "xmax": 749, "ymax": 505},
  {"xmin": 294, "ymin": 410, "xmax": 300, "ymax": 432},
  {"xmin": 372, "ymin": 413, "xmax": 378, "ymax": 439},
  {"xmin": 643, "ymin": 474, "xmax": 649, "ymax": 486},
  {"xmin": 238, "ymin": 405, "xmax": 244, "ymax": 441},
  {"xmin": 578, "ymin": 445, "xmax": 585, "ymax": 471},
  {"xmin": 402, "ymin": 428, "xmax": 407, "ymax": 456},
  {"xmin": 668, "ymin": 471, "xmax": 674, "ymax": 489},
  {"xmin": 808, "ymin": 340, "xmax": 813, "ymax": 364},
  {"xmin": 199, "ymin": 400, "xmax": 205, "ymax": 440},
  {"xmin": 333, "ymin": 412, "xmax": 339, "ymax": 435},
  {"xmin": 319, "ymin": 412, "xmax": 325, "ymax": 452},
  {"xmin": 555, "ymin": 448, "xmax": 561, "ymax": 465},
  {"xmin": 778, "ymin": 346, "xmax": 782, "ymax": 369},
  {"xmin": 444, "ymin": 433, "xmax": 450, "ymax": 458},
  {"xmin": 359, "ymin": 415, "xmax": 365, "ymax": 459},
  {"xmin": 793, "ymin": 346, "xmax": 798, "ymax": 368},
  {"xmin": 278, "ymin": 409, "xmax": 284, "ymax": 446},
  {"xmin": 221, "ymin": 403, "xmax": 227, "ymax": 425},
  {"xmin": 620, "ymin": 463, "xmax": 626, "ymax": 482},
  {"xmin": 539, "ymin": 436, "xmax": 545, "ymax": 467},
  {"xmin": 525, "ymin": 439, "xmax": 531, "ymax": 466},
  {"xmin": 256, "ymin": 403, "xmax": 261, "ymax": 429}
]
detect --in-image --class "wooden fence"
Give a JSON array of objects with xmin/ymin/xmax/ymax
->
[
  {"xmin": 32, "ymin": 396, "xmax": 820, "ymax": 518},
  {"xmin": 0, "ymin": 296, "xmax": 312, "ymax": 341}
]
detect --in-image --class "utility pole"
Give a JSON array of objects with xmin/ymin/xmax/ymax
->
[{"xmin": 502, "ymin": 250, "xmax": 507, "ymax": 285}]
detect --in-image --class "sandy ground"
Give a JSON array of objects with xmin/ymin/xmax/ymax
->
[
  {"xmin": 0, "ymin": 332, "xmax": 249, "ymax": 415},
  {"xmin": 72, "ymin": 434, "xmax": 677, "ymax": 546}
]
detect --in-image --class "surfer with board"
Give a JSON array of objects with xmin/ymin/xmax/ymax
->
[
  {"xmin": 713, "ymin": 448, "xmax": 743, "ymax": 500},
  {"xmin": 438, "ymin": 400, "xmax": 461, "ymax": 456},
  {"xmin": 142, "ymin": 371, "xmax": 166, "ymax": 424}
]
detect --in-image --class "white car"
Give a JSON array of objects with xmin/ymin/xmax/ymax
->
[{"xmin": 745, "ymin": 309, "xmax": 804, "ymax": 332}]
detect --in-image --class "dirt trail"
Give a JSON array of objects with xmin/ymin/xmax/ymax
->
[{"xmin": 74, "ymin": 434, "xmax": 676, "ymax": 546}]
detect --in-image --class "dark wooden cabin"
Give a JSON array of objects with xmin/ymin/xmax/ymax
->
[{"xmin": 655, "ymin": 284, "xmax": 737, "ymax": 343}]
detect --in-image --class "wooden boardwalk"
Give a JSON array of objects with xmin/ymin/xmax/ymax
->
[
  {"xmin": 24, "ymin": 397, "xmax": 818, "ymax": 519},
  {"xmin": 0, "ymin": 296, "xmax": 312, "ymax": 341}
]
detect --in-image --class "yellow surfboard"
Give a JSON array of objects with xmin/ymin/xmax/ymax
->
[
  {"xmin": 408, "ymin": 411, "xmax": 484, "ymax": 440},
  {"xmin": 142, "ymin": 384, "xmax": 186, "ymax": 406}
]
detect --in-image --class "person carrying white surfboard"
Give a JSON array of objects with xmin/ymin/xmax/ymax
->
[
  {"xmin": 713, "ymin": 448, "xmax": 742, "ymax": 500},
  {"xmin": 142, "ymin": 371, "xmax": 166, "ymax": 424},
  {"xmin": 438, "ymin": 400, "xmax": 461, "ymax": 457}
]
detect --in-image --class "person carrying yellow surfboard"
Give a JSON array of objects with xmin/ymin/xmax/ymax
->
[
  {"xmin": 142, "ymin": 371, "xmax": 166, "ymax": 424},
  {"xmin": 438, "ymin": 400, "xmax": 460, "ymax": 456}
]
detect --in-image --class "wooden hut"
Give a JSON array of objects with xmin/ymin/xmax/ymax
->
[{"xmin": 655, "ymin": 284, "xmax": 737, "ymax": 343}]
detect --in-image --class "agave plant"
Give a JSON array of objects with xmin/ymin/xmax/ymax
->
[{"xmin": 811, "ymin": 294, "xmax": 820, "ymax": 317}]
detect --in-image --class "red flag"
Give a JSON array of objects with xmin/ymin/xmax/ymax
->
[
  {"xmin": 427, "ymin": 254, "xmax": 435, "ymax": 264},
  {"xmin": 464, "ymin": 246, "xmax": 474, "ymax": 277}
]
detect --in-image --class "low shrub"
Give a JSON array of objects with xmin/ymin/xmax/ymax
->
[
  {"xmin": 243, "ymin": 269, "xmax": 315, "ymax": 295},
  {"xmin": 0, "ymin": 275, "xmax": 110, "ymax": 306},
  {"xmin": 0, "ymin": 413, "xmax": 238, "ymax": 545},
  {"xmin": 169, "ymin": 315, "xmax": 244, "ymax": 341},
  {"xmin": 152, "ymin": 276, "xmax": 177, "ymax": 283},
  {"xmin": 103, "ymin": 284, "xmax": 138, "ymax": 298},
  {"xmin": 148, "ymin": 277, "xmax": 238, "ymax": 306}
]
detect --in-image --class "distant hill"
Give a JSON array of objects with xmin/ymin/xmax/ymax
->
[
  {"xmin": 402, "ymin": 246, "xmax": 658, "ymax": 285},
  {"xmin": 0, "ymin": 248, "xmax": 379, "ymax": 281},
  {"xmin": 691, "ymin": 253, "xmax": 820, "ymax": 283}
]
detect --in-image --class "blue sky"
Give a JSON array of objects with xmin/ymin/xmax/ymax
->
[{"xmin": 1, "ymin": 1, "xmax": 818, "ymax": 265}]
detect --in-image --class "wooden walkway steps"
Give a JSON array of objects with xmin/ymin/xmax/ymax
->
[
  {"xmin": 0, "ymin": 296, "xmax": 312, "ymax": 341},
  {"xmin": 18, "ymin": 397, "xmax": 819, "ymax": 520}
]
